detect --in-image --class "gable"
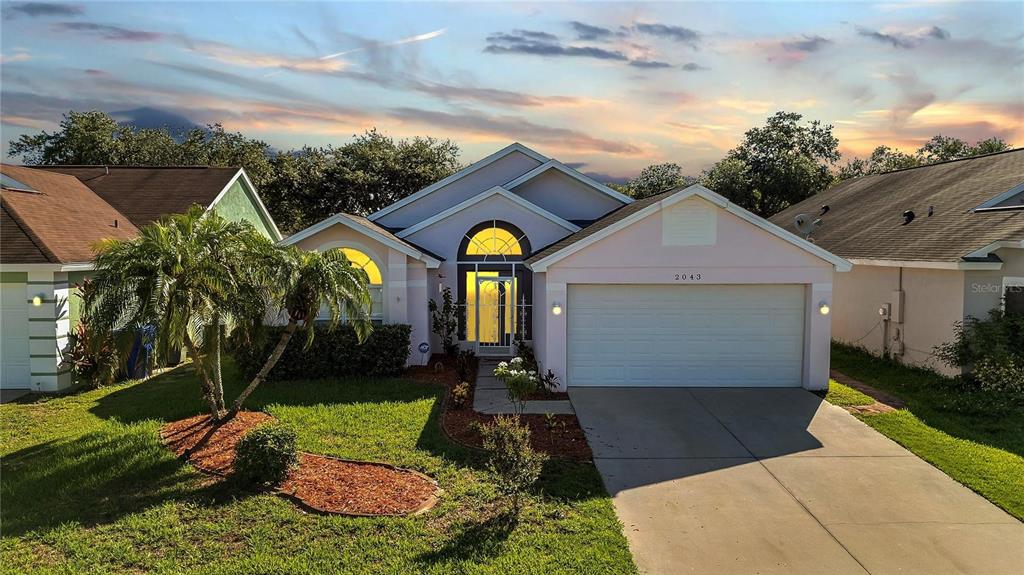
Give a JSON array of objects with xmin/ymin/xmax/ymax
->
[
  {"xmin": 401, "ymin": 192, "xmax": 576, "ymax": 261},
  {"xmin": 211, "ymin": 177, "xmax": 278, "ymax": 239},
  {"xmin": 510, "ymin": 168, "xmax": 625, "ymax": 221},
  {"xmin": 373, "ymin": 149, "xmax": 544, "ymax": 229}
]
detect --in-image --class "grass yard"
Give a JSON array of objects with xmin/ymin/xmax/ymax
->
[
  {"xmin": 830, "ymin": 344, "xmax": 1024, "ymax": 521},
  {"xmin": 823, "ymin": 379, "xmax": 874, "ymax": 407},
  {"xmin": 0, "ymin": 361, "xmax": 637, "ymax": 574}
]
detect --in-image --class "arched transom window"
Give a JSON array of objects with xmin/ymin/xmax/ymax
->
[
  {"xmin": 340, "ymin": 248, "xmax": 382, "ymax": 285},
  {"xmin": 459, "ymin": 221, "xmax": 531, "ymax": 262}
]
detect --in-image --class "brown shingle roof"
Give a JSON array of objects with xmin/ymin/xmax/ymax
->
[
  {"xmin": 525, "ymin": 189, "xmax": 675, "ymax": 264},
  {"xmin": 1, "ymin": 165, "xmax": 140, "ymax": 264},
  {"xmin": 343, "ymin": 213, "xmax": 445, "ymax": 262},
  {"xmin": 33, "ymin": 166, "xmax": 240, "ymax": 228},
  {"xmin": 768, "ymin": 150, "xmax": 1024, "ymax": 262}
]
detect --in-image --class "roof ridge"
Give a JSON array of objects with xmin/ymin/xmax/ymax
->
[
  {"xmin": 854, "ymin": 147, "xmax": 1024, "ymax": 178},
  {"xmin": 0, "ymin": 198, "xmax": 59, "ymax": 263}
]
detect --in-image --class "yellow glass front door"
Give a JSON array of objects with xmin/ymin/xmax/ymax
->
[{"xmin": 466, "ymin": 271, "xmax": 515, "ymax": 346}]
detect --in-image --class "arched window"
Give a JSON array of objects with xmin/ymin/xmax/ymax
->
[
  {"xmin": 317, "ymin": 247, "xmax": 384, "ymax": 322},
  {"xmin": 459, "ymin": 221, "xmax": 531, "ymax": 261}
]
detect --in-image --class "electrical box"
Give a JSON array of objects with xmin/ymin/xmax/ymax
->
[
  {"xmin": 890, "ymin": 290, "xmax": 905, "ymax": 323},
  {"xmin": 878, "ymin": 303, "xmax": 891, "ymax": 320}
]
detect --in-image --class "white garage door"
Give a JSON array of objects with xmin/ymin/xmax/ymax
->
[
  {"xmin": 1, "ymin": 283, "xmax": 32, "ymax": 389},
  {"xmin": 567, "ymin": 284, "xmax": 805, "ymax": 387}
]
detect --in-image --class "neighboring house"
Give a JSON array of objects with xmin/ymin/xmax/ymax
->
[
  {"xmin": 0, "ymin": 165, "xmax": 280, "ymax": 392},
  {"xmin": 770, "ymin": 149, "xmax": 1024, "ymax": 376},
  {"xmin": 284, "ymin": 143, "xmax": 849, "ymax": 390}
]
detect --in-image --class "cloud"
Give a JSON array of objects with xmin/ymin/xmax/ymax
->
[
  {"xmin": 569, "ymin": 21, "xmax": 619, "ymax": 41},
  {"xmin": 484, "ymin": 30, "xmax": 628, "ymax": 60},
  {"xmin": 150, "ymin": 60, "xmax": 342, "ymax": 108},
  {"xmin": 633, "ymin": 23, "xmax": 701, "ymax": 47},
  {"xmin": 629, "ymin": 59, "xmax": 672, "ymax": 69},
  {"xmin": 183, "ymin": 38, "xmax": 347, "ymax": 73},
  {"xmin": 855, "ymin": 25, "xmax": 950, "ymax": 49},
  {"xmin": 110, "ymin": 107, "xmax": 200, "ymax": 130},
  {"xmin": 3, "ymin": 2, "xmax": 82, "ymax": 19},
  {"xmin": 292, "ymin": 26, "xmax": 319, "ymax": 55},
  {"xmin": 388, "ymin": 106, "xmax": 642, "ymax": 154},
  {"xmin": 781, "ymin": 35, "xmax": 832, "ymax": 53},
  {"xmin": 0, "ymin": 50, "xmax": 31, "ymax": 63},
  {"xmin": 318, "ymin": 28, "xmax": 446, "ymax": 61},
  {"xmin": 681, "ymin": 62, "xmax": 709, "ymax": 71},
  {"xmin": 54, "ymin": 22, "xmax": 162, "ymax": 42}
]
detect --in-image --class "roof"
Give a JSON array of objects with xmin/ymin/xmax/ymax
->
[
  {"xmin": 769, "ymin": 149, "xmax": 1024, "ymax": 263},
  {"xmin": 32, "ymin": 165, "xmax": 241, "ymax": 228},
  {"xmin": 527, "ymin": 184, "xmax": 850, "ymax": 272},
  {"xmin": 280, "ymin": 212, "xmax": 444, "ymax": 267},
  {"xmin": 1, "ymin": 164, "xmax": 140, "ymax": 264}
]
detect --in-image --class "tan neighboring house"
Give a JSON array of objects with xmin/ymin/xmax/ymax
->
[
  {"xmin": 770, "ymin": 149, "xmax": 1024, "ymax": 375},
  {"xmin": 0, "ymin": 164, "xmax": 280, "ymax": 392}
]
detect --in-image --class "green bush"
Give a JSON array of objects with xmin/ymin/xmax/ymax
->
[
  {"xmin": 231, "ymin": 323, "xmax": 411, "ymax": 381},
  {"xmin": 480, "ymin": 415, "xmax": 547, "ymax": 514},
  {"xmin": 234, "ymin": 422, "xmax": 298, "ymax": 486},
  {"xmin": 935, "ymin": 309, "xmax": 1024, "ymax": 398}
]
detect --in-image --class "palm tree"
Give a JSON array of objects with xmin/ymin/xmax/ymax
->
[
  {"xmin": 89, "ymin": 206, "xmax": 272, "ymax": 418},
  {"xmin": 227, "ymin": 246, "xmax": 373, "ymax": 415}
]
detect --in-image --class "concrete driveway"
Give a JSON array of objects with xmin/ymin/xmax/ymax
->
[{"xmin": 570, "ymin": 387, "xmax": 1024, "ymax": 575}]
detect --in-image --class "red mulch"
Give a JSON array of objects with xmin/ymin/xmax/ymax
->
[
  {"xmin": 282, "ymin": 454, "xmax": 438, "ymax": 516},
  {"xmin": 408, "ymin": 356, "xmax": 592, "ymax": 461},
  {"xmin": 160, "ymin": 412, "xmax": 439, "ymax": 516}
]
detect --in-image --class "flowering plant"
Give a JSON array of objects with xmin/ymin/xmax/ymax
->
[{"xmin": 494, "ymin": 357, "xmax": 538, "ymax": 414}]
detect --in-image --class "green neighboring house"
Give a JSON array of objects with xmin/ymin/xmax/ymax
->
[{"xmin": 0, "ymin": 164, "xmax": 280, "ymax": 393}]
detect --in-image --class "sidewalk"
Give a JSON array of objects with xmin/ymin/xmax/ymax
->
[{"xmin": 473, "ymin": 358, "xmax": 574, "ymax": 415}]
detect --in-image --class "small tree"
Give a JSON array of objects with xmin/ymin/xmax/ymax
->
[
  {"xmin": 480, "ymin": 415, "xmax": 547, "ymax": 515},
  {"xmin": 494, "ymin": 357, "xmax": 537, "ymax": 415},
  {"xmin": 429, "ymin": 286, "xmax": 460, "ymax": 356}
]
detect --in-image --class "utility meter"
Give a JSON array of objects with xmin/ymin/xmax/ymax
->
[{"xmin": 878, "ymin": 303, "xmax": 891, "ymax": 320}]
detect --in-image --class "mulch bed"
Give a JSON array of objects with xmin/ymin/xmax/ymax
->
[
  {"xmin": 160, "ymin": 413, "xmax": 440, "ymax": 516},
  {"xmin": 408, "ymin": 356, "xmax": 592, "ymax": 461}
]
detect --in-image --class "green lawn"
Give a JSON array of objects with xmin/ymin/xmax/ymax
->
[
  {"xmin": 823, "ymin": 379, "xmax": 874, "ymax": 407},
  {"xmin": 0, "ymin": 361, "xmax": 637, "ymax": 574},
  {"xmin": 830, "ymin": 344, "xmax": 1024, "ymax": 520}
]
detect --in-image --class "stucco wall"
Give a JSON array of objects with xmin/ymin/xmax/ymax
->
[
  {"xmin": 539, "ymin": 197, "xmax": 837, "ymax": 391},
  {"xmin": 964, "ymin": 247, "xmax": 1024, "ymax": 319},
  {"xmin": 375, "ymin": 151, "xmax": 543, "ymax": 229},
  {"xmin": 833, "ymin": 264, "xmax": 964, "ymax": 376},
  {"xmin": 510, "ymin": 169, "xmax": 623, "ymax": 221}
]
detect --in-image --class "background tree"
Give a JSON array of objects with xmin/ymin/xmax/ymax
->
[
  {"xmin": 701, "ymin": 111, "xmax": 840, "ymax": 217},
  {"xmin": 837, "ymin": 136, "xmax": 1011, "ymax": 180},
  {"xmin": 620, "ymin": 163, "xmax": 697, "ymax": 199}
]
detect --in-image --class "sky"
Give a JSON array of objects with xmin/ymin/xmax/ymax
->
[{"xmin": 1, "ymin": 1, "xmax": 1022, "ymax": 181}]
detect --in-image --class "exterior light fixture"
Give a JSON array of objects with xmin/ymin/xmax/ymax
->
[
  {"xmin": 551, "ymin": 302, "xmax": 563, "ymax": 316},
  {"xmin": 31, "ymin": 295, "xmax": 43, "ymax": 307},
  {"xmin": 819, "ymin": 301, "xmax": 830, "ymax": 315}
]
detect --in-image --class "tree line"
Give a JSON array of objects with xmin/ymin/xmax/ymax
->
[{"xmin": 8, "ymin": 110, "xmax": 1012, "ymax": 223}]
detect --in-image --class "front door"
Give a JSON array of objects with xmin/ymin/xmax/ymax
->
[{"xmin": 476, "ymin": 276, "xmax": 515, "ymax": 355}]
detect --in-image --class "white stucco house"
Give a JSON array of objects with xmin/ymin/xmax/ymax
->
[
  {"xmin": 770, "ymin": 149, "xmax": 1023, "ymax": 376},
  {"xmin": 283, "ymin": 143, "xmax": 850, "ymax": 391}
]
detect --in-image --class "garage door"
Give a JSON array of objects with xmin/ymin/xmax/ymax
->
[
  {"xmin": 1, "ymin": 283, "xmax": 32, "ymax": 389},
  {"xmin": 567, "ymin": 284, "xmax": 805, "ymax": 387}
]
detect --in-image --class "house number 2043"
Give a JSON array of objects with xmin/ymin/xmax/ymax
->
[{"xmin": 674, "ymin": 273, "xmax": 702, "ymax": 281}]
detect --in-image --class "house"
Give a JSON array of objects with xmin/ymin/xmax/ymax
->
[
  {"xmin": 769, "ymin": 149, "xmax": 1024, "ymax": 375},
  {"xmin": 283, "ymin": 143, "xmax": 849, "ymax": 390},
  {"xmin": 0, "ymin": 164, "xmax": 280, "ymax": 392}
]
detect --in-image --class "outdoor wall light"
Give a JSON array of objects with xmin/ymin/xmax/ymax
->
[
  {"xmin": 551, "ymin": 302, "xmax": 563, "ymax": 316},
  {"xmin": 31, "ymin": 295, "xmax": 43, "ymax": 307},
  {"xmin": 819, "ymin": 301, "xmax": 830, "ymax": 315}
]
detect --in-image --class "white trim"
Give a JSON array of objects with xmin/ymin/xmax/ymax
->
[
  {"xmin": 528, "ymin": 185, "xmax": 852, "ymax": 273},
  {"xmin": 280, "ymin": 213, "xmax": 442, "ymax": 268},
  {"xmin": 368, "ymin": 143, "xmax": 548, "ymax": 221},
  {"xmin": 963, "ymin": 240, "xmax": 1024, "ymax": 260},
  {"xmin": 847, "ymin": 258, "xmax": 1004, "ymax": 271},
  {"xmin": 207, "ymin": 168, "xmax": 283, "ymax": 241},
  {"xmin": 395, "ymin": 186, "xmax": 581, "ymax": 239},
  {"xmin": 1002, "ymin": 276, "xmax": 1024, "ymax": 311},
  {"xmin": 503, "ymin": 159, "xmax": 634, "ymax": 205},
  {"xmin": 973, "ymin": 182, "xmax": 1024, "ymax": 212}
]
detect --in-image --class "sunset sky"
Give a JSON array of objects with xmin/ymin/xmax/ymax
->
[{"xmin": 1, "ymin": 1, "xmax": 1022, "ymax": 181}]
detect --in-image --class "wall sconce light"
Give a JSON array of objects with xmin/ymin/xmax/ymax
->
[
  {"xmin": 819, "ymin": 300, "xmax": 830, "ymax": 315},
  {"xmin": 551, "ymin": 302, "xmax": 563, "ymax": 316},
  {"xmin": 32, "ymin": 295, "xmax": 43, "ymax": 307}
]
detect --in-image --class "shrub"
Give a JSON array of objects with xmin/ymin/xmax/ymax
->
[
  {"xmin": 494, "ymin": 357, "xmax": 538, "ymax": 414},
  {"xmin": 480, "ymin": 415, "xmax": 547, "ymax": 513},
  {"xmin": 935, "ymin": 309, "xmax": 1024, "ymax": 398},
  {"xmin": 234, "ymin": 422, "xmax": 299, "ymax": 486},
  {"xmin": 231, "ymin": 323, "xmax": 411, "ymax": 381},
  {"xmin": 452, "ymin": 382, "xmax": 470, "ymax": 408},
  {"xmin": 973, "ymin": 356, "xmax": 1024, "ymax": 395},
  {"xmin": 455, "ymin": 349, "xmax": 476, "ymax": 382},
  {"xmin": 429, "ymin": 287, "xmax": 460, "ymax": 357},
  {"xmin": 514, "ymin": 334, "xmax": 538, "ymax": 373}
]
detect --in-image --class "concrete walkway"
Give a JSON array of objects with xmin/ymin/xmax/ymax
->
[
  {"xmin": 473, "ymin": 359, "xmax": 574, "ymax": 415},
  {"xmin": 570, "ymin": 387, "xmax": 1024, "ymax": 575}
]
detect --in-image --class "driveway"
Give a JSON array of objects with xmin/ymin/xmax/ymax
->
[{"xmin": 570, "ymin": 387, "xmax": 1024, "ymax": 575}]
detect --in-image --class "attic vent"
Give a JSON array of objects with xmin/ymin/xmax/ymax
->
[{"xmin": 662, "ymin": 196, "xmax": 716, "ymax": 246}]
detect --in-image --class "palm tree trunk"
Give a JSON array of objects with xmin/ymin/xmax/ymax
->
[
  {"xmin": 227, "ymin": 319, "xmax": 298, "ymax": 416},
  {"xmin": 211, "ymin": 322, "xmax": 225, "ymax": 412},
  {"xmin": 184, "ymin": 334, "xmax": 221, "ymax": 419}
]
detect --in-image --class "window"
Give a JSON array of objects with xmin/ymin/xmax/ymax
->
[
  {"xmin": 459, "ymin": 221, "xmax": 530, "ymax": 261},
  {"xmin": 319, "ymin": 247, "xmax": 383, "ymax": 322},
  {"xmin": 457, "ymin": 222, "xmax": 532, "ymax": 343},
  {"xmin": 1004, "ymin": 277, "xmax": 1024, "ymax": 315}
]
